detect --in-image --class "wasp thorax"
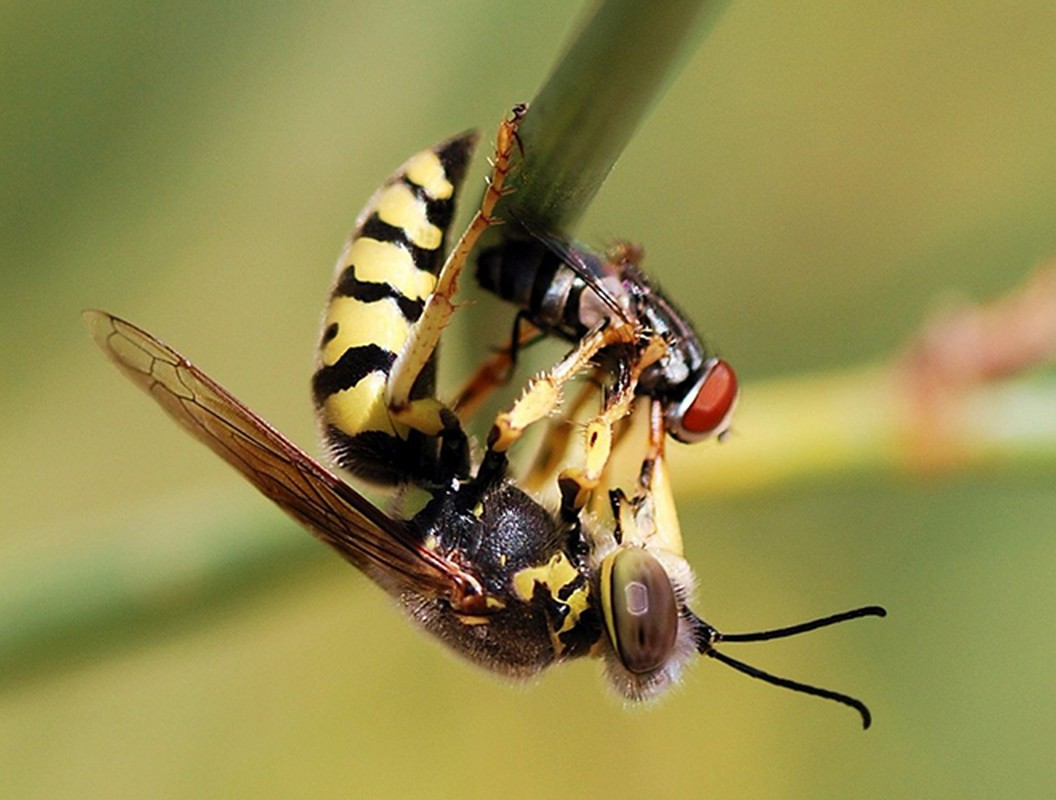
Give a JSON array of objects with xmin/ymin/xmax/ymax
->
[
  {"xmin": 606, "ymin": 547, "xmax": 679, "ymax": 674},
  {"xmin": 671, "ymin": 358, "xmax": 738, "ymax": 442}
]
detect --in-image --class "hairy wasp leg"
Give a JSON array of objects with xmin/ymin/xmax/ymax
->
[
  {"xmin": 475, "ymin": 323, "xmax": 630, "ymax": 488},
  {"xmin": 556, "ymin": 333, "xmax": 668, "ymax": 519},
  {"xmin": 452, "ymin": 315, "xmax": 544, "ymax": 421},
  {"xmin": 484, "ymin": 318, "xmax": 636, "ymax": 459},
  {"xmin": 387, "ymin": 105, "xmax": 526, "ymax": 436},
  {"xmin": 517, "ymin": 378, "xmax": 598, "ymax": 496}
]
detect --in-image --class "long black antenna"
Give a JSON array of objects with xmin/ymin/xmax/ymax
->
[
  {"xmin": 706, "ymin": 648, "xmax": 875, "ymax": 729},
  {"xmin": 720, "ymin": 606, "xmax": 886, "ymax": 643},
  {"xmin": 690, "ymin": 605, "xmax": 886, "ymax": 730}
]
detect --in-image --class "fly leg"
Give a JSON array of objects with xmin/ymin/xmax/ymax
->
[{"xmin": 451, "ymin": 314, "xmax": 544, "ymax": 421}]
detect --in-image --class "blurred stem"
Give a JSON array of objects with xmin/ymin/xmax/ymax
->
[
  {"xmin": 6, "ymin": 364, "xmax": 1055, "ymax": 689},
  {"xmin": 668, "ymin": 365, "xmax": 1056, "ymax": 497},
  {"xmin": 1, "ymin": 497, "xmax": 327, "ymax": 688},
  {"xmin": 507, "ymin": 0, "xmax": 732, "ymax": 233}
]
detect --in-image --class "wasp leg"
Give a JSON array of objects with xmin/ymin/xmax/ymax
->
[
  {"xmin": 555, "ymin": 365, "xmax": 635, "ymax": 519},
  {"xmin": 387, "ymin": 105, "xmax": 526, "ymax": 442},
  {"xmin": 518, "ymin": 378, "xmax": 598, "ymax": 496},
  {"xmin": 484, "ymin": 320, "xmax": 637, "ymax": 453},
  {"xmin": 555, "ymin": 334, "xmax": 667, "ymax": 519},
  {"xmin": 452, "ymin": 314, "xmax": 544, "ymax": 421},
  {"xmin": 473, "ymin": 322, "xmax": 625, "ymax": 487}
]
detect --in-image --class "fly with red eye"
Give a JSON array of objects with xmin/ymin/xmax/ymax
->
[
  {"xmin": 464, "ymin": 230, "xmax": 740, "ymax": 526},
  {"xmin": 474, "ymin": 231, "xmax": 739, "ymax": 444}
]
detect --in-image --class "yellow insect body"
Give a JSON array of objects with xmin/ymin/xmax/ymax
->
[{"xmin": 312, "ymin": 134, "xmax": 476, "ymax": 486}]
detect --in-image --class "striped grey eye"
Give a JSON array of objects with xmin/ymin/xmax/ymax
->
[{"xmin": 607, "ymin": 548, "xmax": 678, "ymax": 674}]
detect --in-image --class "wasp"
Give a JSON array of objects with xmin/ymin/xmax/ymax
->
[{"xmin": 87, "ymin": 107, "xmax": 884, "ymax": 724}]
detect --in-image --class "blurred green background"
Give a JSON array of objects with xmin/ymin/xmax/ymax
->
[{"xmin": 3, "ymin": 2, "xmax": 1056, "ymax": 797}]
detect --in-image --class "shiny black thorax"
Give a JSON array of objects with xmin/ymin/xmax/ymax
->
[
  {"xmin": 476, "ymin": 237, "xmax": 709, "ymax": 404},
  {"xmin": 404, "ymin": 478, "xmax": 602, "ymax": 676},
  {"xmin": 414, "ymin": 480, "xmax": 565, "ymax": 594}
]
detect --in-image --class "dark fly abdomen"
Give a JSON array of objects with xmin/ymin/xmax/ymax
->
[{"xmin": 477, "ymin": 237, "xmax": 611, "ymax": 342}]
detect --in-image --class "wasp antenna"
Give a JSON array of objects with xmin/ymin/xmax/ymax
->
[
  {"xmin": 705, "ymin": 648, "xmax": 874, "ymax": 729},
  {"xmin": 718, "ymin": 605, "xmax": 886, "ymax": 644}
]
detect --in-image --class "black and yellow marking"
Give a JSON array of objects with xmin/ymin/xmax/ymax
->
[
  {"xmin": 314, "ymin": 133, "xmax": 477, "ymax": 485},
  {"xmin": 511, "ymin": 552, "xmax": 600, "ymax": 658}
]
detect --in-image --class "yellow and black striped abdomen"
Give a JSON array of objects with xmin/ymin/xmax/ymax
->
[{"xmin": 314, "ymin": 132, "xmax": 477, "ymax": 485}]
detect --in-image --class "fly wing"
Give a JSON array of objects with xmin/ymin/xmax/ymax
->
[
  {"xmin": 85, "ymin": 310, "xmax": 484, "ymax": 605},
  {"xmin": 531, "ymin": 231, "xmax": 608, "ymax": 280},
  {"xmin": 528, "ymin": 231, "xmax": 629, "ymax": 323}
]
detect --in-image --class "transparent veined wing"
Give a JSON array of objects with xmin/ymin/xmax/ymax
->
[{"xmin": 84, "ymin": 310, "xmax": 486, "ymax": 608}]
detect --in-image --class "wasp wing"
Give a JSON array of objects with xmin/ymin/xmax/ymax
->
[{"xmin": 84, "ymin": 310, "xmax": 482, "ymax": 604}]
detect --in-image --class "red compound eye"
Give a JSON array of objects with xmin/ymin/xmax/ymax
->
[{"xmin": 681, "ymin": 359, "xmax": 738, "ymax": 436}]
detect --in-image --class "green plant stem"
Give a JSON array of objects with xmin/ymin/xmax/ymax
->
[
  {"xmin": 508, "ymin": 0, "xmax": 733, "ymax": 233},
  {"xmin": 1, "ymin": 496, "xmax": 326, "ymax": 688}
]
